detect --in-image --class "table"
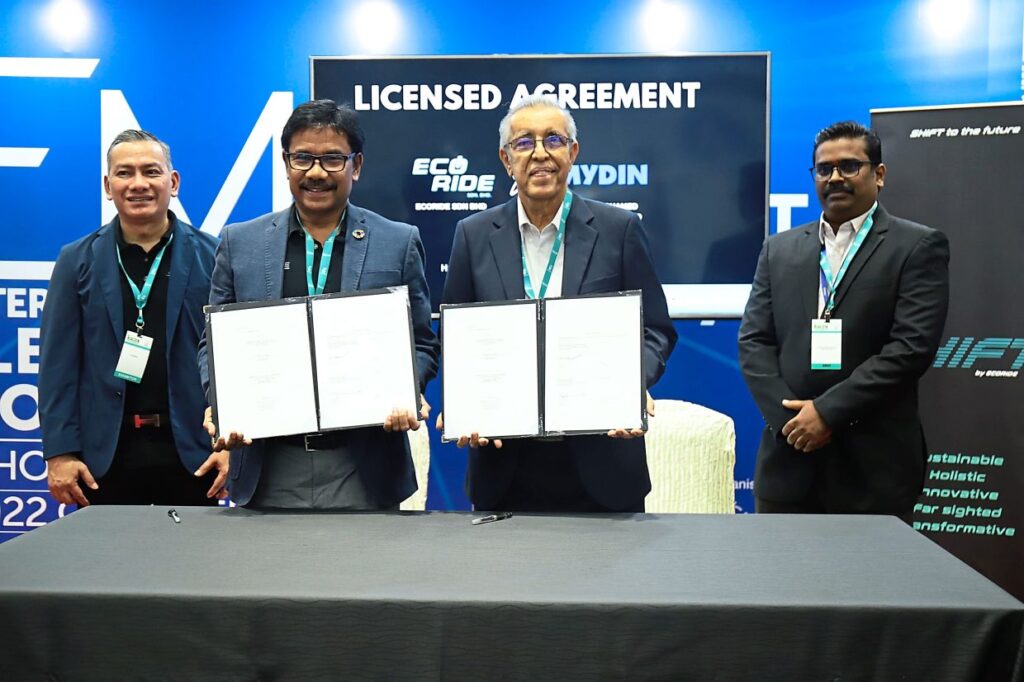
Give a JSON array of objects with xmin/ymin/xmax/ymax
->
[{"xmin": 0, "ymin": 507, "xmax": 1021, "ymax": 680}]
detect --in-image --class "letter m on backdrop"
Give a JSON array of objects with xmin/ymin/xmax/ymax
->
[{"xmin": 100, "ymin": 90, "xmax": 294, "ymax": 235}]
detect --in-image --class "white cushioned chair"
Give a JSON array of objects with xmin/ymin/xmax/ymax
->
[
  {"xmin": 400, "ymin": 425, "xmax": 431, "ymax": 511},
  {"xmin": 643, "ymin": 399, "xmax": 736, "ymax": 513}
]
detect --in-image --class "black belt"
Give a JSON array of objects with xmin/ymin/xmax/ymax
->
[
  {"xmin": 124, "ymin": 412, "xmax": 169, "ymax": 429},
  {"xmin": 281, "ymin": 431, "xmax": 349, "ymax": 452}
]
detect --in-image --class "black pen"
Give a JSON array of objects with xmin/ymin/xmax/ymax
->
[
  {"xmin": 472, "ymin": 512, "xmax": 512, "ymax": 525},
  {"xmin": 167, "ymin": 509, "xmax": 181, "ymax": 524}
]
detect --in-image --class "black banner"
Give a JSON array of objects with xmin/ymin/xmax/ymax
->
[
  {"xmin": 312, "ymin": 54, "xmax": 769, "ymax": 314},
  {"xmin": 873, "ymin": 103, "xmax": 1024, "ymax": 599}
]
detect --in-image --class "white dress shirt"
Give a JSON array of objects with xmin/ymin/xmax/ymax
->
[
  {"xmin": 817, "ymin": 202, "xmax": 876, "ymax": 317},
  {"xmin": 517, "ymin": 197, "xmax": 565, "ymax": 299}
]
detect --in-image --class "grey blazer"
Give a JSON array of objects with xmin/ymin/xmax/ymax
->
[{"xmin": 198, "ymin": 204, "xmax": 439, "ymax": 506}]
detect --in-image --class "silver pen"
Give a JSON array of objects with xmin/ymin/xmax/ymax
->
[{"xmin": 472, "ymin": 512, "xmax": 512, "ymax": 525}]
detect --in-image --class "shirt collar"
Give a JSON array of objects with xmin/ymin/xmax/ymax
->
[
  {"xmin": 289, "ymin": 204, "xmax": 348, "ymax": 237},
  {"xmin": 287, "ymin": 205, "xmax": 303, "ymax": 236},
  {"xmin": 818, "ymin": 201, "xmax": 877, "ymax": 244},
  {"xmin": 114, "ymin": 211, "xmax": 177, "ymax": 250},
  {"xmin": 516, "ymin": 197, "xmax": 558, "ymax": 233}
]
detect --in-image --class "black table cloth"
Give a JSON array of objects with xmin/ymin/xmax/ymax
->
[{"xmin": 0, "ymin": 507, "xmax": 1020, "ymax": 680}]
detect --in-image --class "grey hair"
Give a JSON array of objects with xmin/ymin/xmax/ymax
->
[
  {"xmin": 498, "ymin": 94, "xmax": 578, "ymax": 148},
  {"xmin": 106, "ymin": 129, "xmax": 173, "ymax": 171}
]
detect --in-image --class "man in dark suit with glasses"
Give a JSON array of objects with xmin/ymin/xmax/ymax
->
[
  {"xmin": 739, "ymin": 120, "xmax": 950, "ymax": 519},
  {"xmin": 440, "ymin": 94, "xmax": 676, "ymax": 513}
]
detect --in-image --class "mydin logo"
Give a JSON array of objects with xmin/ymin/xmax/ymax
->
[
  {"xmin": 508, "ymin": 162, "xmax": 649, "ymax": 196},
  {"xmin": 411, "ymin": 156, "xmax": 495, "ymax": 198},
  {"xmin": 568, "ymin": 163, "xmax": 649, "ymax": 187},
  {"xmin": 933, "ymin": 336, "xmax": 1024, "ymax": 377}
]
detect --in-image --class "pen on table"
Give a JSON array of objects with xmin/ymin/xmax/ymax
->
[
  {"xmin": 167, "ymin": 509, "xmax": 181, "ymax": 524},
  {"xmin": 472, "ymin": 512, "xmax": 512, "ymax": 525}
]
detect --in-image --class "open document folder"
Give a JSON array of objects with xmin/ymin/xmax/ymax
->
[
  {"xmin": 440, "ymin": 291, "xmax": 645, "ymax": 441},
  {"xmin": 206, "ymin": 287, "xmax": 420, "ymax": 440}
]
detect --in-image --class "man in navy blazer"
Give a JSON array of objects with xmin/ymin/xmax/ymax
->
[
  {"xmin": 738, "ymin": 121, "xmax": 949, "ymax": 518},
  {"xmin": 440, "ymin": 95, "xmax": 676, "ymax": 513},
  {"xmin": 40, "ymin": 130, "xmax": 225, "ymax": 506},
  {"xmin": 199, "ymin": 100, "xmax": 439, "ymax": 509}
]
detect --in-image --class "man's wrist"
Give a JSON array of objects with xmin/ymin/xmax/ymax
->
[
  {"xmin": 810, "ymin": 400, "xmax": 833, "ymax": 429},
  {"xmin": 45, "ymin": 451, "xmax": 81, "ymax": 462}
]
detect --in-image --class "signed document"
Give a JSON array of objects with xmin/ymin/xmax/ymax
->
[
  {"xmin": 312, "ymin": 289, "xmax": 419, "ymax": 430},
  {"xmin": 207, "ymin": 301, "xmax": 318, "ymax": 439},
  {"xmin": 440, "ymin": 300, "xmax": 540, "ymax": 441},
  {"xmin": 544, "ymin": 294, "xmax": 643, "ymax": 433},
  {"xmin": 440, "ymin": 292, "xmax": 644, "ymax": 441},
  {"xmin": 207, "ymin": 287, "xmax": 418, "ymax": 439}
]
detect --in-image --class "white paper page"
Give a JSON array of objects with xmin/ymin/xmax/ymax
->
[
  {"xmin": 442, "ymin": 302, "xmax": 540, "ymax": 440},
  {"xmin": 210, "ymin": 303, "xmax": 319, "ymax": 439},
  {"xmin": 311, "ymin": 288, "xmax": 418, "ymax": 430},
  {"xmin": 543, "ymin": 294, "xmax": 643, "ymax": 433}
]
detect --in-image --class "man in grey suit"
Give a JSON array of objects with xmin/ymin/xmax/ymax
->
[
  {"xmin": 198, "ymin": 100, "xmax": 439, "ymax": 510},
  {"xmin": 738, "ymin": 121, "xmax": 949, "ymax": 519}
]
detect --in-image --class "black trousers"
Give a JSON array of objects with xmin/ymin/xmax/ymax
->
[
  {"xmin": 490, "ymin": 439, "xmax": 645, "ymax": 514},
  {"xmin": 84, "ymin": 424, "xmax": 218, "ymax": 506}
]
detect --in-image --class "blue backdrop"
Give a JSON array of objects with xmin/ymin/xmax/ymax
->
[{"xmin": 1, "ymin": 0, "xmax": 1021, "ymax": 533}]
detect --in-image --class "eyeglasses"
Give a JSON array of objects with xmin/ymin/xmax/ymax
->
[
  {"xmin": 285, "ymin": 152, "xmax": 357, "ymax": 172},
  {"xmin": 506, "ymin": 134, "xmax": 573, "ymax": 155},
  {"xmin": 809, "ymin": 159, "xmax": 874, "ymax": 180}
]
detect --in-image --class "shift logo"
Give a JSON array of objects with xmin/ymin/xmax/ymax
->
[
  {"xmin": 932, "ymin": 336, "xmax": 1024, "ymax": 378},
  {"xmin": 411, "ymin": 156, "xmax": 495, "ymax": 198}
]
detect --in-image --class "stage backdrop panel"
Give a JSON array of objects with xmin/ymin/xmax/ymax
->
[
  {"xmin": 312, "ymin": 54, "xmax": 769, "ymax": 317},
  {"xmin": 872, "ymin": 102, "xmax": 1024, "ymax": 601}
]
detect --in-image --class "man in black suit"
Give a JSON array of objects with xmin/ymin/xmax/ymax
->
[
  {"xmin": 440, "ymin": 94, "xmax": 676, "ymax": 513},
  {"xmin": 738, "ymin": 121, "xmax": 949, "ymax": 518}
]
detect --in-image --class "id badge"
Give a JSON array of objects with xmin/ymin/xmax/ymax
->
[
  {"xmin": 113, "ymin": 331, "xmax": 153, "ymax": 383},
  {"xmin": 810, "ymin": 319, "xmax": 842, "ymax": 370}
]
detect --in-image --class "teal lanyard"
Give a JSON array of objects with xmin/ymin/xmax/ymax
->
[
  {"xmin": 522, "ymin": 191, "xmax": 573, "ymax": 299},
  {"xmin": 819, "ymin": 204, "xmax": 876, "ymax": 320},
  {"xmin": 298, "ymin": 209, "xmax": 346, "ymax": 297},
  {"xmin": 115, "ymin": 232, "xmax": 173, "ymax": 333}
]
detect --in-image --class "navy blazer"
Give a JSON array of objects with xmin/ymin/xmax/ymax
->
[
  {"xmin": 198, "ymin": 204, "xmax": 440, "ymax": 506},
  {"xmin": 39, "ymin": 215, "xmax": 218, "ymax": 477},
  {"xmin": 738, "ymin": 204, "xmax": 950, "ymax": 513},
  {"xmin": 441, "ymin": 195, "xmax": 677, "ymax": 511}
]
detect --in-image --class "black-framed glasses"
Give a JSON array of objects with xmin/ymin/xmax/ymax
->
[
  {"xmin": 285, "ymin": 152, "xmax": 357, "ymax": 172},
  {"xmin": 809, "ymin": 159, "xmax": 874, "ymax": 180},
  {"xmin": 506, "ymin": 134, "xmax": 572, "ymax": 154}
]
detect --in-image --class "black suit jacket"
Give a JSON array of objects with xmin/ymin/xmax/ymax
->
[
  {"xmin": 738, "ymin": 204, "xmax": 950, "ymax": 513},
  {"xmin": 442, "ymin": 196, "xmax": 677, "ymax": 511}
]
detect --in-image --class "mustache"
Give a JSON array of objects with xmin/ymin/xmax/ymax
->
[
  {"xmin": 301, "ymin": 181, "xmax": 335, "ymax": 190},
  {"xmin": 824, "ymin": 185, "xmax": 853, "ymax": 197}
]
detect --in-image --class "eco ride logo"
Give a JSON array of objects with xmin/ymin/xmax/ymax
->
[
  {"xmin": 411, "ymin": 156, "xmax": 495, "ymax": 198},
  {"xmin": 932, "ymin": 336, "xmax": 1024, "ymax": 378}
]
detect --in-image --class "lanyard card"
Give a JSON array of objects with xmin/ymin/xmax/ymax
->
[
  {"xmin": 810, "ymin": 319, "xmax": 842, "ymax": 370},
  {"xmin": 113, "ymin": 331, "xmax": 153, "ymax": 383}
]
